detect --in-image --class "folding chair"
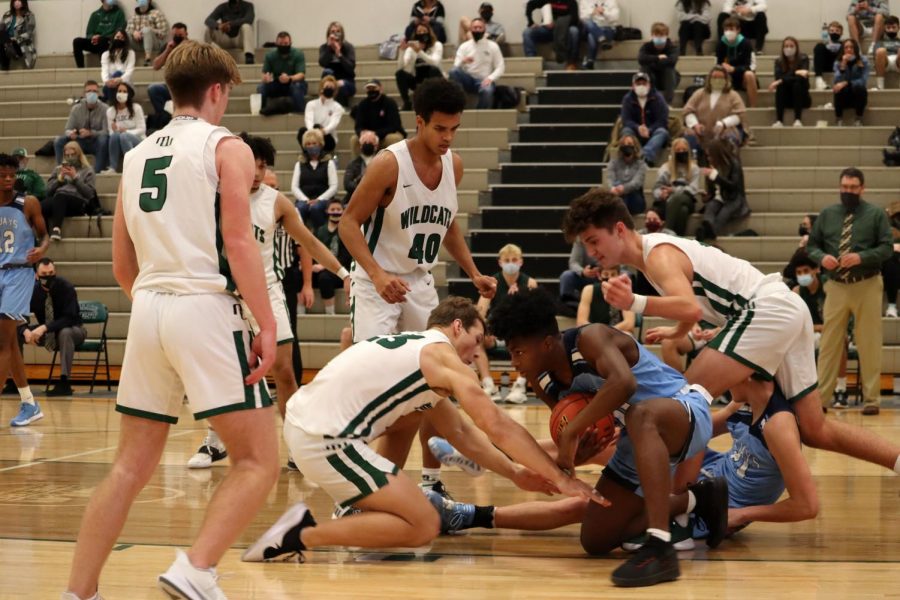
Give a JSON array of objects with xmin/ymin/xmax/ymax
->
[{"xmin": 46, "ymin": 300, "xmax": 111, "ymax": 393}]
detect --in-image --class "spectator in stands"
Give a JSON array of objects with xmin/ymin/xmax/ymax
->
[
  {"xmin": 716, "ymin": 16, "xmax": 758, "ymax": 107},
  {"xmin": 697, "ymin": 137, "xmax": 749, "ymax": 241},
  {"xmin": 620, "ymin": 71, "xmax": 670, "ymax": 166},
  {"xmin": 313, "ymin": 199, "xmax": 352, "ymax": 316},
  {"xmin": 638, "ymin": 22, "xmax": 680, "ymax": 103},
  {"xmin": 523, "ymin": 0, "xmax": 580, "ymax": 70},
  {"xmin": 638, "ymin": 208, "xmax": 675, "ymax": 236},
  {"xmin": 406, "ymin": 0, "xmax": 447, "ymax": 43},
  {"xmin": 204, "ymin": 0, "xmax": 255, "ymax": 65},
  {"xmin": 769, "ymin": 36, "xmax": 811, "ymax": 128},
  {"xmin": 106, "ymin": 82, "xmax": 145, "ymax": 173},
  {"xmin": 579, "ymin": 0, "xmax": 620, "ymax": 70},
  {"xmin": 25, "ymin": 258, "xmax": 85, "ymax": 397},
  {"xmin": 396, "ymin": 23, "xmax": 444, "ymax": 111},
  {"xmin": 576, "ymin": 264, "xmax": 635, "ymax": 333},
  {"xmin": 475, "ymin": 243, "xmax": 536, "ymax": 403},
  {"xmin": 292, "ymin": 128, "xmax": 338, "ymax": 229},
  {"xmin": 344, "ymin": 130, "xmax": 378, "ymax": 203},
  {"xmin": 54, "ymin": 80, "xmax": 109, "ymax": 173},
  {"xmin": 652, "ymin": 137, "xmax": 699, "ymax": 236},
  {"xmin": 100, "ymin": 29, "xmax": 135, "ymax": 104},
  {"xmin": 814, "ymin": 21, "xmax": 845, "ymax": 91},
  {"xmin": 147, "ymin": 22, "xmax": 187, "ymax": 126},
  {"xmin": 11, "ymin": 147, "xmax": 44, "ymax": 201},
  {"xmin": 459, "ymin": 2, "xmax": 506, "ymax": 46},
  {"xmin": 847, "ymin": 0, "xmax": 888, "ymax": 55},
  {"xmin": 318, "ymin": 21, "xmax": 357, "ymax": 106},
  {"xmin": 559, "ymin": 238, "xmax": 599, "ymax": 309},
  {"xmin": 606, "ymin": 134, "xmax": 647, "ymax": 215},
  {"xmin": 298, "ymin": 75, "xmax": 344, "ymax": 156},
  {"xmin": 352, "ymin": 79, "xmax": 406, "ymax": 154},
  {"xmin": 450, "ymin": 17, "xmax": 505, "ymax": 109},
  {"xmin": 832, "ymin": 38, "xmax": 870, "ymax": 126},
  {"xmin": 797, "ymin": 213, "xmax": 817, "ymax": 248},
  {"xmin": 126, "ymin": 0, "xmax": 168, "ymax": 67},
  {"xmin": 808, "ymin": 168, "xmax": 891, "ymax": 414},
  {"xmin": 717, "ymin": 0, "xmax": 768, "ymax": 52},
  {"xmin": 676, "ymin": 0, "xmax": 711, "ymax": 56},
  {"xmin": 259, "ymin": 31, "xmax": 307, "ymax": 116},
  {"xmin": 872, "ymin": 14, "xmax": 900, "ymax": 90},
  {"xmin": 883, "ymin": 201, "xmax": 900, "ymax": 317},
  {"xmin": 0, "ymin": 0, "xmax": 36, "ymax": 70},
  {"xmin": 44, "ymin": 141, "xmax": 95, "ymax": 241},
  {"xmin": 683, "ymin": 65, "xmax": 747, "ymax": 152},
  {"xmin": 73, "ymin": 0, "xmax": 125, "ymax": 69}
]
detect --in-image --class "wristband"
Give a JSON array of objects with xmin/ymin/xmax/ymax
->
[
  {"xmin": 629, "ymin": 294, "xmax": 648, "ymax": 314},
  {"xmin": 336, "ymin": 267, "xmax": 349, "ymax": 280}
]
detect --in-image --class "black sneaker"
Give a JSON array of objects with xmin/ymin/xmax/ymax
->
[
  {"xmin": 429, "ymin": 480, "xmax": 454, "ymax": 501},
  {"xmin": 2, "ymin": 380, "xmax": 18, "ymax": 395},
  {"xmin": 242, "ymin": 502, "xmax": 317, "ymax": 562},
  {"xmin": 245, "ymin": 52, "xmax": 255, "ymax": 65},
  {"xmin": 581, "ymin": 58, "xmax": 594, "ymax": 70},
  {"xmin": 831, "ymin": 390, "xmax": 849, "ymax": 409},
  {"xmin": 689, "ymin": 476, "xmax": 729, "ymax": 548},
  {"xmin": 611, "ymin": 535, "xmax": 679, "ymax": 587},
  {"xmin": 47, "ymin": 382, "xmax": 73, "ymax": 397}
]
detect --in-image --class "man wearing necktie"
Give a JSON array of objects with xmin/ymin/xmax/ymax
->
[{"xmin": 807, "ymin": 167, "xmax": 892, "ymax": 414}]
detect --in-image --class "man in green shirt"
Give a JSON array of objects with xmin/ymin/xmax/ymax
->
[
  {"xmin": 807, "ymin": 167, "xmax": 892, "ymax": 414},
  {"xmin": 11, "ymin": 148, "xmax": 45, "ymax": 201},
  {"xmin": 72, "ymin": 0, "xmax": 127, "ymax": 68},
  {"xmin": 259, "ymin": 31, "xmax": 307, "ymax": 115}
]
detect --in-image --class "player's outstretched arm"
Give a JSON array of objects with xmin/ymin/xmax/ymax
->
[
  {"xmin": 111, "ymin": 180, "xmax": 139, "ymax": 299},
  {"xmin": 276, "ymin": 193, "xmax": 348, "ymax": 281},
  {"xmin": 23, "ymin": 195, "xmax": 49, "ymax": 263}
]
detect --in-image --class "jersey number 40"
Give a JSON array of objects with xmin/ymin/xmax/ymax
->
[{"xmin": 407, "ymin": 233, "xmax": 441, "ymax": 264}]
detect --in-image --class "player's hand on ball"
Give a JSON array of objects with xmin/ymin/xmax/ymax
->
[
  {"xmin": 645, "ymin": 325, "xmax": 679, "ymax": 343},
  {"xmin": 245, "ymin": 327, "xmax": 276, "ymax": 385},
  {"xmin": 375, "ymin": 272, "xmax": 411, "ymax": 303},
  {"xmin": 512, "ymin": 466, "xmax": 558, "ymax": 495},
  {"xmin": 473, "ymin": 274, "xmax": 497, "ymax": 299},
  {"xmin": 601, "ymin": 273, "xmax": 633, "ymax": 311}
]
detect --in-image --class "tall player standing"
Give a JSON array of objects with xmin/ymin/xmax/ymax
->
[
  {"xmin": 339, "ymin": 78, "xmax": 497, "ymax": 496},
  {"xmin": 64, "ymin": 41, "xmax": 279, "ymax": 600}
]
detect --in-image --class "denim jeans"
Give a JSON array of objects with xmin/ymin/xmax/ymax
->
[
  {"xmin": 108, "ymin": 131, "xmax": 141, "ymax": 171},
  {"xmin": 523, "ymin": 17, "xmax": 579, "ymax": 63},
  {"xmin": 54, "ymin": 134, "xmax": 109, "ymax": 172},
  {"xmin": 583, "ymin": 21, "xmax": 615, "ymax": 61},
  {"xmin": 449, "ymin": 68, "xmax": 495, "ymax": 109},
  {"xmin": 559, "ymin": 270, "xmax": 596, "ymax": 302},
  {"xmin": 259, "ymin": 79, "xmax": 308, "ymax": 113},
  {"xmin": 296, "ymin": 199, "xmax": 328, "ymax": 229},
  {"xmin": 148, "ymin": 83, "xmax": 171, "ymax": 115},
  {"xmin": 621, "ymin": 126, "xmax": 670, "ymax": 164}
]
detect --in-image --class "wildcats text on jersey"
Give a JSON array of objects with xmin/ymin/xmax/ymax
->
[{"xmin": 400, "ymin": 204, "xmax": 454, "ymax": 230}]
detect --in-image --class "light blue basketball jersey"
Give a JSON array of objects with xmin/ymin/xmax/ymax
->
[{"xmin": 0, "ymin": 193, "xmax": 35, "ymax": 267}]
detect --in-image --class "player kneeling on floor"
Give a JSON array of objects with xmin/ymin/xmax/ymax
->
[{"xmin": 242, "ymin": 296, "xmax": 603, "ymax": 562}]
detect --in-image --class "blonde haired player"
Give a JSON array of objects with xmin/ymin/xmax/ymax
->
[{"xmin": 64, "ymin": 41, "xmax": 279, "ymax": 600}]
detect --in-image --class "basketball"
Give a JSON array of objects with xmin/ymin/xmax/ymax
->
[{"xmin": 549, "ymin": 392, "xmax": 616, "ymax": 446}]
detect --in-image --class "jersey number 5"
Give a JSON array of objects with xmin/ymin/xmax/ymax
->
[
  {"xmin": 139, "ymin": 156, "xmax": 174, "ymax": 213},
  {"xmin": 374, "ymin": 334, "xmax": 425, "ymax": 349},
  {"xmin": 407, "ymin": 233, "xmax": 441, "ymax": 265}
]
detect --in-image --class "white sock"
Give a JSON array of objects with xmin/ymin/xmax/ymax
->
[
  {"xmin": 647, "ymin": 528, "xmax": 672, "ymax": 542},
  {"xmin": 894, "ymin": 455, "xmax": 900, "ymax": 475},
  {"xmin": 324, "ymin": 305, "xmax": 335, "ymax": 315},
  {"xmin": 421, "ymin": 467, "xmax": 441, "ymax": 485},
  {"xmin": 18, "ymin": 386, "xmax": 34, "ymax": 405},
  {"xmin": 890, "ymin": 303, "xmax": 897, "ymax": 311},
  {"xmin": 836, "ymin": 377, "xmax": 847, "ymax": 392},
  {"xmin": 674, "ymin": 512, "xmax": 690, "ymax": 528},
  {"xmin": 481, "ymin": 376, "xmax": 494, "ymax": 389},
  {"xmin": 207, "ymin": 427, "xmax": 222, "ymax": 447},
  {"xmin": 686, "ymin": 490, "xmax": 697, "ymax": 514},
  {"xmin": 877, "ymin": 76, "xmax": 885, "ymax": 89}
]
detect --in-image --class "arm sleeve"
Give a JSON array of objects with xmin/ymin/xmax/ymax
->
[
  {"xmin": 722, "ymin": 114, "xmax": 741, "ymax": 128},
  {"xmin": 652, "ymin": 166, "xmax": 671, "ymax": 201},
  {"xmin": 751, "ymin": 0, "xmax": 767, "ymax": 13},
  {"xmin": 46, "ymin": 285, "xmax": 81, "ymax": 333},
  {"xmin": 126, "ymin": 105, "xmax": 146, "ymax": 138},
  {"xmin": 122, "ymin": 51, "xmax": 136, "ymax": 83},
  {"xmin": 858, "ymin": 210, "xmax": 894, "ymax": 267},
  {"xmin": 100, "ymin": 52, "xmax": 110, "ymax": 82},
  {"xmin": 638, "ymin": 43, "xmax": 656, "ymax": 67},
  {"xmin": 806, "ymin": 213, "xmax": 827, "ymax": 263},
  {"xmin": 621, "ymin": 161, "xmax": 647, "ymax": 195},
  {"xmin": 85, "ymin": 11, "xmax": 99, "ymax": 37},
  {"xmin": 488, "ymin": 44, "xmax": 505, "ymax": 81},
  {"xmin": 204, "ymin": 4, "xmax": 223, "ymax": 30},
  {"xmin": 340, "ymin": 43, "xmax": 356, "ymax": 75},
  {"xmin": 153, "ymin": 10, "xmax": 168, "ymax": 37},
  {"xmin": 722, "ymin": 0, "xmax": 736, "ymax": 12},
  {"xmin": 72, "ymin": 167, "xmax": 96, "ymax": 199},
  {"xmin": 874, "ymin": 0, "xmax": 890, "ymax": 16},
  {"xmin": 304, "ymin": 101, "xmax": 315, "ymax": 130},
  {"xmin": 422, "ymin": 42, "xmax": 443, "ymax": 67},
  {"xmin": 318, "ymin": 44, "xmax": 332, "ymax": 69},
  {"xmin": 686, "ymin": 165, "xmax": 700, "ymax": 196},
  {"xmin": 113, "ymin": 9, "xmax": 126, "ymax": 32},
  {"xmin": 126, "ymin": 14, "xmax": 135, "ymax": 35},
  {"xmin": 620, "ymin": 98, "xmax": 639, "ymax": 132},
  {"xmin": 46, "ymin": 170, "xmax": 61, "ymax": 195},
  {"xmin": 262, "ymin": 52, "xmax": 274, "ymax": 74},
  {"xmin": 568, "ymin": 242, "xmax": 585, "ymax": 274},
  {"xmin": 291, "ymin": 162, "xmax": 308, "ymax": 202},
  {"xmin": 323, "ymin": 103, "xmax": 344, "ymax": 134},
  {"xmin": 235, "ymin": 2, "xmax": 254, "ymax": 27},
  {"xmin": 453, "ymin": 43, "xmax": 465, "ymax": 68},
  {"xmin": 684, "ymin": 112, "xmax": 699, "ymax": 129},
  {"xmin": 604, "ymin": 0, "xmax": 620, "ymax": 22},
  {"xmin": 660, "ymin": 43, "xmax": 679, "ymax": 67},
  {"xmin": 398, "ymin": 46, "xmax": 414, "ymax": 70},
  {"xmin": 319, "ymin": 160, "xmax": 338, "ymax": 201},
  {"xmin": 106, "ymin": 106, "xmax": 115, "ymax": 134}
]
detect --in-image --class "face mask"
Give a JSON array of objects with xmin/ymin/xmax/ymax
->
[
  {"xmin": 840, "ymin": 191, "xmax": 860, "ymax": 210},
  {"xmin": 322, "ymin": 87, "xmax": 335, "ymax": 98},
  {"xmin": 798, "ymin": 225, "xmax": 809, "ymax": 236},
  {"xmin": 724, "ymin": 30, "xmax": 738, "ymax": 43},
  {"xmin": 305, "ymin": 145, "xmax": 322, "ymax": 157},
  {"xmin": 480, "ymin": 10, "xmax": 493, "ymax": 21},
  {"xmin": 360, "ymin": 142, "xmax": 376, "ymax": 156},
  {"xmin": 501, "ymin": 262, "xmax": 520, "ymax": 276},
  {"xmin": 112, "ymin": 38, "xmax": 126, "ymax": 48},
  {"xmin": 620, "ymin": 145, "xmax": 635, "ymax": 158},
  {"xmin": 634, "ymin": 85, "xmax": 649, "ymax": 98},
  {"xmin": 116, "ymin": 92, "xmax": 128, "ymax": 103},
  {"xmin": 416, "ymin": 34, "xmax": 430, "ymax": 43},
  {"xmin": 39, "ymin": 275, "xmax": 56, "ymax": 288},
  {"xmin": 472, "ymin": 31, "xmax": 485, "ymax": 42},
  {"xmin": 675, "ymin": 151, "xmax": 689, "ymax": 163},
  {"xmin": 330, "ymin": 31, "xmax": 342, "ymax": 41},
  {"xmin": 784, "ymin": 47, "xmax": 796, "ymax": 57},
  {"xmin": 136, "ymin": 0, "xmax": 147, "ymax": 7},
  {"xmin": 645, "ymin": 220, "xmax": 662, "ymax": 233},
  {"xmin": 85, "ymin": 91, "xmax": 99, "ymax": 104},
  {"xmin": 652, "ymin": 36, "xmax": 666, "ymax": 47},
  {"xmin": 888, "ymin": 31, "xmax": 899, "ymax": 39},
  {"xmin": 277, "ymin": 44, "xmax": 291, "ymax": 55},
  {"xmin": 796, "ymin": 274, "xmax": 814, "ymax": 287},
  {"xmin": 829, "ymin": 32, "xmax": 841, "ymax": 42},
  {"xmin": 366, "ymin": 89, "xmax": 380, "ymax": 101},
  {"xmin": 173, "ymin": 34, "xmax": 185, "ymax": 44},
  {"xmin": 327, "ymin": 211, "xmax": 342, "ymax": 221},
  {"xmin": 106, "ymin": 0, "xmax": 116, "ymax": 6},
  {"xmin": 709, "ymin": 78, "xmax": 726, "ymax": 92}
]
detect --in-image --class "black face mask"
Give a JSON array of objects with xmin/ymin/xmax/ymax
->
[
  {"xmin": 111, "ymin": 39, "xmax": 126, "ymax": 49},
  {"xmin": 472, "ymin": 31, "xmax": 485, "ymax": 42},
  {"xmin": 829, "ymin": 32, "xmax": 841, "ymax": 42},
  {"xmin": 366, "ymin": 89, "xmax": 380, "ymax": 101},
  {"xmin": 416, "ymin": 34, "xmax": 430, "ymax": 44},
  {"xmin": 360, "ymin": 142, "xmax": 377, "ymax": 156},
  {"xmin": 322, "ymin": 87, "xmax": 335, "ymax": 98},
  {"xmin": 277, "ymin": 44, "xmax": 291, "ymax": 55},
  {"xmin": 840, "ymin": 192, "xmax": 861, "ymax": 210},
  {"xmin": 173, "ymin": 35, "xmax": 185, "ymax": 45},
  {"xmin": 888, "ymin": 31, "xmax": 899, "ymax": 39},
  {"xmin": 645, "ymin": 221, "xmax": 662, "ymax": 233},
  {"xmin": 675, "ymin": 151, "xmax": 689, "ymax": 163},
  {"xmin": 480, "ymin": 11, "xmax": 493, "ymax": 21},
  {"xmin": 327, "ymin": 212, "xmax": 342, "ymax": 222},
  {"xmin": 798, "ymin": 225, "xmax": 809, "ymax": 236},
  {"xmin": 39, "ymin": 275, "xmax": 55, "ymax": 288},
  {"xmin": 620, "ymin": 145, "xmax": 635, "ymax": 158}
]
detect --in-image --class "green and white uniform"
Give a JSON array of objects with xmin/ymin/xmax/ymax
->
[
  {"xmin": 284, "ymin": 330, "xmax": 449, "ymax": 506},
  {"xmin": 243, "ymin": 183, "xmax": 294, "ymax": 345},
  {"xmin": 641, "ymin": 233, "xmax": 817, "ymax": 402},
  {"xmin": 350, "ymin": 140, "xmax": 457, "ymax": 342},
  {"xmin": 117, "ymin": 116, "xmax": 271, "ymax": 423}
]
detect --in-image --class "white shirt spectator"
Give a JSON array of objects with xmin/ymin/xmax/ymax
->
[
  {"xmin": 578, "ymin": 0, "xmax": 620, "ymax": 27},
  {"xmin": 676, "ymin": 0, "xmax": 712, "ymax": 24},
  {"xmin": 106, "ymin": 104, "xmax": 147, "ymax": 138},
  {"xmin": 100, "ymin": 49, "xmax": 136, "ymax": 85},
  {"xmin": 291, "ymin": 159, "xmax": 338, "ymax": 202},
  {"xmin": 398, "ymin": 41, "xmax": 444, "ymax": 75},
  {"xmin": 722, "ymin": 0, "xmax": 767, "ymax": 22},
  {"xmin": 304, "ymin": 97, "xmax": 345, "ymax": 141},
  {"xmin": 453, "ymin": 38, "xmax": 504, "ymax": 82}
]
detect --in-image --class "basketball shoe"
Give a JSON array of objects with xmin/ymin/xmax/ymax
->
[
  {"xmin": 242, "ymin": 502, "xmax": 317, "ymax": 563},
  {"xmin": 505, "ymin": 377, "xmax": 528, "ymax": 404},
  {"xmin": 61, "ymin": 592, "xmax": 104, "ymax": 600},
  {"xmin": 10, "ymin": 401, "xmax": 42, "ymax": 427},
  {"xmin": 423, "ymin": 489, "xmax": 475, "ymax": 534},
  {"xmin": 689, "ymin": 476, "xmax": 729, "ymax": 548},
  {"xmin": 157, "ymin": 549, "xmax": 227, "ymax": 600},
  {"xmin": 186, "ymin": 433, "xmax": 227, "ymax": 469},
  {"xmin": 427, "ymin": 437, "xmax": 483, "ymax": 476},
  {"xmin": 611, "ymin": 535, "xmax": 680, "ymax": 587}
]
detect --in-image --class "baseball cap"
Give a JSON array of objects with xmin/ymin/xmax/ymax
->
[
  {"xmin": 632, "ymin": 72, "xmax": 650, "ymax": 84},
  {"xmin": 11, "ymin": 147, "xmax": 29, "ymax": 158},
  {"xmin": 364, "ymin": 79, "xmax": 382, "ymax": 89}
]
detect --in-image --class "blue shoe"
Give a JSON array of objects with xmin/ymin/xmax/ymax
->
[
  {"xmin": 423, "ymin": 488, "xmax": 476, "ymax": 534},
  {"xmin": 10, "ymin": 402, "xmax": 43, "ymax": 427},
  {"xmin": 427, "ymin": 436, "xmax": 484, "ymax": 477}
]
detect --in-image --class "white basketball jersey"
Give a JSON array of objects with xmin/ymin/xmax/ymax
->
[
  {"xmin": 286, "ymin": 329, "xmax": 451, "ymax": 440},
  {"xmin": 249, "ymin": 183, "xmax": 282, "ymax": 286},
  {"xmin": 356, "ymin": 140, "xmax": 457, "ymax": 279},
  {"xmin": 124, "ymin": 116, "xmax": 236, "ymax": 295},
  {"xmin": 641, "ymin": 233, "xmax": 766, "ymax": 326}
]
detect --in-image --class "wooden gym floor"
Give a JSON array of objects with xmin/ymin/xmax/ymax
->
[{"xmin": 1, "ymin": 395, "xmax": 899, "ymax": 599}]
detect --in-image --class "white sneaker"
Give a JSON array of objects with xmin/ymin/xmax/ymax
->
[
  {"xmin": 867, "ymin": 42, "xmax": 875, "ymax": 55},
  {"xmin": 187, "ymin": 434, "xmax": 228, "ymax": 469},
  {"xmin": 886, "ymin": 305, "xmax": 898, "ymax": 318},
  {"xmin": 854, "ymin": 118, "xmax": 863, "ymax": 126},
  {"xmin": 815, "ymin": 76, "xmax": 827, "ymax": 91},
  {"xmin": 158, "ymin": 550, "xmax": 227, "ymax": 600},
  {"xmin": 481, "ymin": 376, "xmax": 501, "ymax": 402},
  {"xmin": 61, "ymin": 592, "xmax": 103, "ymax": 600},
  {"xmin": 792, "ymin": 119, "xmax": 803, "ymax": 127},
  {"xmin": 504, "ymin": 377, "xmax": 528, "ymax": 404},
  {"xmin": 772, "ymin": 120, "xmax": 783, "ymax": 128}
]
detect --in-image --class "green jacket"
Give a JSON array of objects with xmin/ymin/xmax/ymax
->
[
  {"xmin": 16, "ymin": 167, "xmax": 45, "ymax": 200},
  {"xmin": 85, "ymin": 5, "xmax": 126, "ymax": 38},
  {"xmin": 263, "ymin": 47, "xmax": 306, "ymax": 77},
  {"xmin": 807, "ymin": 199, "xmax": 892, "ymax": 281}
]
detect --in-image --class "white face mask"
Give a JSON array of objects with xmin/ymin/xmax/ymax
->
[
  {"xmin": 634, "ymin": 85, "xmax": 650, "ymax": 98},
  {"xmin": 709, "ymin": 78, "xmax": 726, "ymax": 92},
  {"xmin": 501, "ymin": 262, "xmax": 521, "ymax": 276},
  {"xmin": 116, "ymin": 92, "xmax": 129, "ymax": 104},
  {"xmin": 724, "ymin": 30, "xmax": 738, "ymax": 42},
  {"xmin": 783, "ymin": 46, "xmax": 796, "ymax": 58}
]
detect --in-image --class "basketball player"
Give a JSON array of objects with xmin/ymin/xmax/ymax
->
[
  {"xmin": 187, "ymin": 133, "xmax": 349, "ymax": 469},
  {"xmin": 64, "ymin": 41, "xmax": 279, "ymax": 600},
  {"xmin": 0, "ymin": 154, "xmax": 48, "ymax": 427},
  {"xmin": 485, "ymin": 288, "xmax": 728, "ymax": 588},
  {"xmin": 339, "ymin": 77, "xmax": 497, "ymax": 496},
  {"xmin": 241, "ymin": 297, "xmax": 602, "ymax": 562},
  {"xmin": 561, "ymin": 189, "xmax": 900, "ymax": 474}
]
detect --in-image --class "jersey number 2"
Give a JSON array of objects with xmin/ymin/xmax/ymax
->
[
  {"xmin": 139, "ymin": 156, "xmax": 174, "ymax": 213},
  {"xmin": 2, "ymin": 231, "xmax": 13, "ymax": 254},
  {"xmin": 407, "ymin": 233, "xmax": 440, "ymax": 264}
]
